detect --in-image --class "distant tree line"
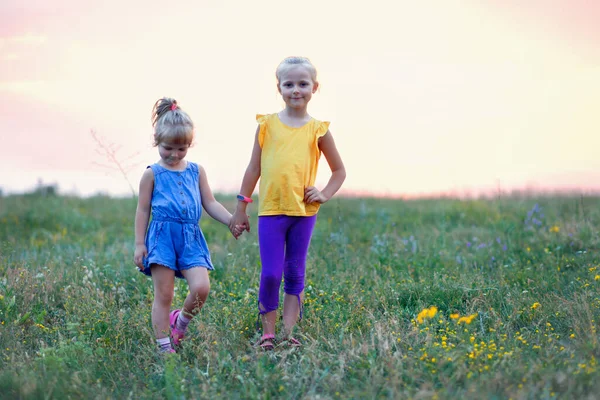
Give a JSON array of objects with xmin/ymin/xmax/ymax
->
[{"xmin": 0, "ymin": 179, "xmax": 59, "ymax": 198}]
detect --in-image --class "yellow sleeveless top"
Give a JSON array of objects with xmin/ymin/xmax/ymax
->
[{"xmin": 257, "ymin": 113, "xmax": 330, "ymax": 216}]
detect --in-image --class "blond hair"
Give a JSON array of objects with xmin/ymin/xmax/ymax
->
[
  {"xmin": 151, "ymin": 97, "xmax": 194, "ymax": 146},
  {"xmin": 275, "ymin": 56, "xmax": 318, "ymax": 86}
]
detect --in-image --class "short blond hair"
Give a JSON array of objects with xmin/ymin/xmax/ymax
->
[
  {"xmin": 151, "ymin": 97, "xmax": 194, "ymax": 146},
  {"xmin": 275, "ymin": 56, "xmax": 318, "ymax": 86}
]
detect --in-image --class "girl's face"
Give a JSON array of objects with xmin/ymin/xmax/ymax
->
[
  {"xmin": 158, "ymin": 141, "xmax": 190, "ymax": 168},
  {"xmin": 278, "ymin": 66, "xmax": 318, "ymax": 110}
]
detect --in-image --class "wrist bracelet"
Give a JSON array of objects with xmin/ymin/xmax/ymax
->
[{"xmin": 237, "ymin": 194, "xmax": 253, "ymax": 203}]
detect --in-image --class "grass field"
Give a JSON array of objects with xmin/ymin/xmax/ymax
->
[{"xmin": 0, "ymin": 193, "xmax": 599, "ymax": 399}]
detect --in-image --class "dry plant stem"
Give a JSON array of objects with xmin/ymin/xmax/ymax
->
[{"xmin": 90, "ymin": 129, "xmax": 139, "ymax": 197}]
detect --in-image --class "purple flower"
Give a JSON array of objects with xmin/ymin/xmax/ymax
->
[
  {"xmin": 467, "ymin": 242, "xmax": 472, "ymax": 248},
  {"xmin": 525, "ymin": 203, "xmax": 545, "ymax": 228}
]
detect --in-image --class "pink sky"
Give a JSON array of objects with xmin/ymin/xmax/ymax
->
[{"xmin": 1, "ymin": 0, "xmax": 599, "ymax": 197}]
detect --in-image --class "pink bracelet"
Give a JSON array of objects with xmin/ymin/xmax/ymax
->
[{"xmin": 237, "ymin": 194, "xmax": 253, "ymax": 203}]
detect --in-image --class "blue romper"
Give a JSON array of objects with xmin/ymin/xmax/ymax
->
[{"xmin": 141, "ymin": 162, "xmax": 214, "ymax": 279}]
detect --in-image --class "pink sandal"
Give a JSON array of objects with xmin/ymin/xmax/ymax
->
[
  {"xmin": 258, "ymin": 334, "xmax": 276, "ymax": 351},
  {"xmin": 169, "ymin": 309, "xmax": 185, "ymax": 347}
]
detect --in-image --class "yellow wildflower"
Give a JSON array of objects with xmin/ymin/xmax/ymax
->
[
  {"xmin": 427, "ymin": 306, "xmax": 438, "ymax": 318},
  {"xmin": 417, "ymin": 306, "xmax": 438, "ymax": 324},
  {"xmin": 549, "ymin": 226, "xmax": 560, "ymax": 233},
  {"xmin": 458, "ymin": 313, "xmax": 477, "ymax": 324},
  {"xmin": 450, "ymin": 313, "xmax": 459, "ymax": 319},
  {"xmin": 595, "ymin": 275, "xmax": 600, "ymax": 281},
  {"xmin": 531, "ymin": 302, "xmax": 541, "ymax": 310},
  {"xmin": 35, "ymin": 323, "xmax": 49, "ymax": 331}
]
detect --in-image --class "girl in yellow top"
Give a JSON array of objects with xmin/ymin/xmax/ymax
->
[{"xmin": 230, "ymin": 56, "xmax": 346, "ymax": 349}]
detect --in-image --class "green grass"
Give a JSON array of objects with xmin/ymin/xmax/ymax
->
[{"xmin": 0, "ymin": 193, "xmax": 598, "ymax": 399}]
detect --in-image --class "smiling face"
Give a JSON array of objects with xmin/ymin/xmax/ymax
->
[
  {"xmin": 277, "ymin": 65, "xmax": 318, "ymax": 110},
  {"xmin": 158, "ymin": 141, "xmax": 190, "ymax": 168}
]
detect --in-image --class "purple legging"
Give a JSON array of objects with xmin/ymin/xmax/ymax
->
[{"xmin": 258, "ymin": 215, "xmax": 317, "ymax": 314}]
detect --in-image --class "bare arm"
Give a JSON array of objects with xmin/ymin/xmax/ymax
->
[
  {"xmin": 230, "ymin": 127, "xmax": 262, "ymax": 232},
  {"xmin": 305, "ymin": 130, "xmax": 346, "ymax": 204},
  {"xmin": 198, "ymin": 164, "xmax": 233, "ymax": 226},
  {"xmin": 133, "ymin": 168, "xmax": 154, "ymax": 268}
]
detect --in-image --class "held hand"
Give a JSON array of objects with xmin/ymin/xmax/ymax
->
[
  {"xmin": 134, "ymin": 244, "xmax": 147, "ymax": 270},
  {"xmin": 229, "ymin": 210, "xmax": 251, "ymax": 237},
  {"xmin": 229, "ymin": 223, "xmax": 246, "ymax": 239},
  {"xmin": 304, "ymin": 186, "xmax": 328, "ymax": 204}
]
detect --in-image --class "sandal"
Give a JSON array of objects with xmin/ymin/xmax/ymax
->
[
  {"xmin": 282, "ymin": 337, "xmax": 302, "ymax": 347},
  {"xmin": 258, "ymin": 334, "xmax": 276, "ymax": 351},
  {"xmin": 169, "ymin": 309, "xmax": 185, "ymax": 347}
]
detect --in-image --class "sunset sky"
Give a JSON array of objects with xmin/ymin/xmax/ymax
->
[{"xmin": 1, "ymin": 0, "xmax": 599, "ymax": 198}]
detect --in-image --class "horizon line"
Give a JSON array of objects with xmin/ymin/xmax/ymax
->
[{"xmin": 7, "ymin": 183, "xmax": 600, "ymax": 201}]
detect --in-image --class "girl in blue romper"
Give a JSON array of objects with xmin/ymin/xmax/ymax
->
[{"xmin": 134, "ymin": 97, "xmax": 243, "ymax": 353}]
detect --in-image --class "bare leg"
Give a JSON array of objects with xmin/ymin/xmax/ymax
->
[
  {"xmin": 261, "ymin": 308, "xmax": 277, "ymax": 337},
  {"xmin": 180, "ymin": 267, "xmax": 210, "ymax": 318},
  {"xmin": 151, "ymin": 265, "xmax": 175, "ymax": 339},
  {"xmin": 282, "ymin": 291, "xmax": 304, "ymax": 337}
]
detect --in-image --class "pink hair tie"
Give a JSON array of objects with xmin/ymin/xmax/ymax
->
[{"xmin": 170, "ymin": 103, "xmax": 177, "ymax": 111}]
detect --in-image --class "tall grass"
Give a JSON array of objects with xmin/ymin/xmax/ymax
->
[{"xmin": 0, "ymin": 193, "xmax": 598, "ymax": 399}]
